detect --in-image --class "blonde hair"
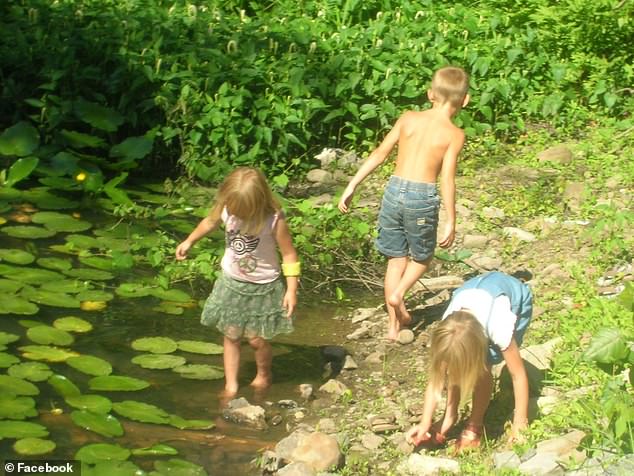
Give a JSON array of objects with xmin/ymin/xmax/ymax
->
[
  {"xmin": 209, "ymin": 167, "xmax": 280, "ymax": 236},
  {"xmin": 431, "ymin": 66, "xmax": 470, "ymax": 109},
  {"xmin": 428, "ymin": 311, "xmax": 488, "ymax": 400}
]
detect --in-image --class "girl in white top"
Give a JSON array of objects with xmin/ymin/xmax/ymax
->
[{"xmin": 176, "ymin": 167, "xmax": 299, "ymax": 397}]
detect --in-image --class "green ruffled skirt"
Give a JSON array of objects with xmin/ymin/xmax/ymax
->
[{"xmin": 201, "ymin": 273, "xmax": 293, "ymax": 340}]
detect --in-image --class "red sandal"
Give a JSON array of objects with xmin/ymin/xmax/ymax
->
[
  {"xmin": 412, "ymin": 422, "xmax": 447, "ymax": 449},
  {"xmin": 453, "ymin": 423, "xmax": 483, "ymax": 453}
]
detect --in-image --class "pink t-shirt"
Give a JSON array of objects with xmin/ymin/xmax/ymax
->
[{"xmin": 220, "ymin": 208, "xmax": 281, "ymax": 284}]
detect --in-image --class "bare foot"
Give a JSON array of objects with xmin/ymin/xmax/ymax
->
[
  {"xmin": 389, "ymin": 293, "xmax": 412, "ymax": 327},
  {"xmin": 250, "ymin": 375, "xmax": 271, "ymax": 390},
  {"xmin": 218, "ymin": 387, "xmax": 238, "ymax": 408}
]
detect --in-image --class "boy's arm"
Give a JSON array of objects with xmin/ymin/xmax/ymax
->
[
  {"xmin": 338, "ymin": 118, "xmax": 402, "ymax": 213},
  {"xmin": 175, "ymin": 216, "xmax": 221, "ymax": 260},
  {"xmin": 275, "ymin": 217, "xmax": 299, "ymax": 318},
  {"xmin": 437, "ymin": 131, "xmax": 464, "ymax": 248},
  {"xmin": 501, "ymin": 338, "xmax": 529, "ymax": 440}
]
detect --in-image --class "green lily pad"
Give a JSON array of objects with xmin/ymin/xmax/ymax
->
[
  {"xmin": 48, "ymin": 374, "xmax": 81, "ymax": 397},
  {"xmin": 67, "ymin": 355, "xmax": 112, "ymax": 376},
  {"xmin": 0, "ymin": 375, "xmax": 39, "ymax": 395},
  {"xmin": 89, "ymin": 375, "xmax": 150, "ymax": 392},
  {"xmin": 0, "ymin": 264, "xmax": 66, "ymax": 284},
  {"xmin": 20, "ymin": 287, "xmax": 80, "ymax": 309},
  {"xmin": 36, "ymin": 257, "xmax": 73, "ymax": 272},
  {"xmin": 8, "ymin": 362, "xmax": 53, "ymax": 382},
  {"xmin": 31, "ymin": 211, "xmax": 92, "ymax": 233},
  {"xmin": 0, "ymin": 248, "xmax": 35, "ymax": 265},
  {"xmin": 172, "ymin": 364, "xmax": 224, "ymax": 380},
  {"xmin": 20, "ymin": 345, "xmax": 79, "ymax": 362},
  {"xmin": 112, "ymin": 400, "xmax": 170, "ymax": 424},
  {"xmin": 1, "ymin": 225, "xmax": 57, "ymax": 239},
  {"xmin": 79, "ymin": 256, "xmax": 116, "ymax": 271},
  {"xmin": 64, "ymin": 268, "xmax": 115, "ymax": 281},
  {"xmin": 71, "ymin": 410, "xmax": 124, "ymax": 437},
  {"xmin": 148, "ymin": 288, "xmax": 191, "ymax": 303},
  {"xmin": 168, "ymin": 415, "xmax": 215, "ymax": 430},
  {"xmin": 131, "ymin": 443, "xmax": 178, "ymax": 457},
  {"xmin": 0, "ymin": 187, "xmax": 22, "ymax": 200},
  {"xmin": 83, "ymin": 460, "xmax": 143, "ymax": 476},
  {"xmin": 22, "ymin": 189, "xmax": 79, "ymax": 210},
  {"xmin": 0, "ymin": 121, "xmax": 40, "ymax": 157},
  {"xmin": 0, "ymin": 420, "xmax": 49, "ymax": 439},
  {"xmin": 77, "ymin": 290, "xmax": 115, "ymax": 302},
  {"xmin": 0, "ymin": 278, "xmax": 24, "ymax": 292},
  {"xmin": 27, "ymin": 325, "xmax": 75, "ymax": 346},
  {"xmin": 65, "ymin": 234, "xmax": 101, "ymax": 249},
  {"xmin": 66, "ymin": 394, "xmax": 112, "ymax": 414},
  {"xmin": 0, "ymin": 331, "xmax": 20, "ymax": 345},
  {"xmin": 152, "ymin": 458, "xmax": 207, "ymax": 476},
  {"xmin": 153, "ymin": 303, "xmax": 184, "ymax": 315},
  {"xmin": 53, "ymin": 316, "xmax": 93, "ymax": 333},
  {"xmin": 0, "ymin": 395, "xmax": 37, "ymax": 419},
  {"xmin": 75, "ymin": 443, "xmax": 131, "ymax": 464},
  {"xmin": 131, "ymin": 353, "xmax": 186, "ymax": 370},
  {"xmin": 41, "ymin": 279, "xmax": 90, "ymax": 293},
  {"xmin": 115, "ymin": 282, "xmax": 153, "ymax": 298},
  {"xmin": 177, "ymin": 340, "xmax": 224, "ymax": 355},
  {"xmin": 13, "ymin": 437, "xmax": 56, "ymax": 456},
  {"xmin": 131, "ymin": 337, "xmax": 178, "ymax": 354},
  {"xmin": 17, "ymin": 319, "xmax": 46, "ymax": 328},
  {"xmin": 0, "ymin": 352, "xmax": 20, "ymax": 368}
]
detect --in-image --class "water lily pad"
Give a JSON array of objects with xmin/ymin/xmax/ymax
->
[
  {"xmin": 0, "ymin": 121, "xmax": 40, "ymax": 157},
  {"xmin": 131, "ymin": 337, "xmax": 178, "ymax": 354},
  {"xmin": 0, "ymin": 420, "xmax": 49, "ymax": 439},
  {"xmin": 66, "ymin": 394, "xmax": 112, "ymax": 414},
  {"xmin": 22, "ymin": 189, "xmax": 79, "ymax": 210},
  {"xmin": 65, "ymin": 234, "xmax": 101, "ymax": 250},
  {"xmin": 131, "ymin": 443, "xmax": 178, "ymax": 456},
  {"xmin": 53, "ymin": 316, "xmax": 93, "ymax": 333},
  {"xmin": 0, "ymin": 187, "xmax": 22, "ymax": 200},
  {"xmin": 0, "ymin": 331, "xmax": 20, "ymax": 345},
  {"xmin": 75, "ymin": 443, "xmax": 131, "ymax": 464},
  {"xmin": 152, "ymin": 458, "xmax": 207, "ymax": 476},
  {"xmin": 1, "ymin": 225, "xmax": 57, "ymax": 239},
  {"xmin": 17, "ymin": 319, "xmax": 46, "ymax": 328},
  {"xmin": 0, "ymin": 294, "xmax": 39, "ymax": 314},
  {"xmin": 80, "ymin": 301, "xmax": 108, "ymax": 311},
  {"xmin": 95, "ymin": 236, "xmax": 130, "ymax": 252},
  {"xmin": 0, "ymin": 248, "xmax": 35, "ymax": 265},
  {"xmin": 0, "ymin": 375, "xmax": 39, "ymax": 395},
  {"xmin": 41, "ymin": 279, "xmax": 90, "ymax": 293},
  {"xmin": 8, "ymin": 362, "xmax": 53, "ymax": 382},
  {"xmin": 79, "ymin": 256, "xmax": 116, "ymax": 271},
  {"xmin": 30, "ymin": 211, "xmax": 92, "ymax": 233},
  {"xmin": 83, "ymin": 460, "xmax": 143, "ymax": 476},
  {"xmin": 64, "ymin": 268, "xmax": 115, "ymax": 281},
  {"xmin": 172, "ymin": 364, "xmax": 224, "ymax": 380},
  {"xmin": 153, "ymin": 303, "xmax": 184, "ymax": 315},
  {"xmin": 149, "ymin": 288, "xmax": 191, "ymax": 303},
  {"xmin": 20, "ymin": 345, "xmax": 79, "ymax": 362},
  {"xmin": 27, "ymin": 325, "xmax": 75, "ymax": 346},
  {"xmin": 22, "ymin": 288, "xmax": 81, "ymax": 309},
  {"xmin": 115, "ymin": 282, "xmax": 153, "ymax": 298},
  {"xmin": 177, "ymin": 340, "xmax": 224, "ymax": 355},
  {"xmin": 0, "ymin": 352, "xmax": 20, "ymax": 368},
  {"xmin": 76, "ymin": 290, "xmax": 115, "ymax": 302},
  {"xmin": 36, "ymin": 257, "xmax": 73, "ymax": 272},
  {"xmin": 0, "ymin": 395, "xmax": 37, "ymax": 419},
  {"xmin": 0, "ymin": 264, "xmax": 66, "ymax": 284},
  {"xmin": 67, "ymin": 355, "xmax": 112, "ymax": 376},
  {"xmin": 112, "ymin": 400, "xmax": 170, "ymax": 424},
  {"xmin": 48, "ymin": 374, "xmax": 81, "ymax": 397},
  {"xmin": 0, "ymin": 278, "xmax": 24, "ymax": 292},
  {"xmin": 168, "ymin": 415, "xmax": 215, "ymax": 430},
  {"xmin": 131, "ymin": 353, "xmax": 186, "ymax": 370},
  {"xmin": 71, "ymin": 410, "xmax": 124, "ymax": 437},
  {"xmin": 89, "ymin": 375, "xmax": 150, "ymax": 392},
  {"xmin": 13, "ymin": 437, "xmax": 56, "ymax": 456}
]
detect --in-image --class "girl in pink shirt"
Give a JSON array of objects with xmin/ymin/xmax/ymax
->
[{"xmin": 176, "ymin": 167, "xmax": 299, "ymax": 397}]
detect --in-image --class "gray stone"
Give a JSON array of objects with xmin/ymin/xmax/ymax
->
[
  {"xmin": 503, "ymin": 226, "xmax": 537, "ymax": 242},
  {"xmin": 276, "ymin": 429, "xmax": 311, "ymax": 461},
  {"xmin": 535, "ymin": 429, "xmax": 586, "ymax": 457},
  {"xmin": 472, "ymin": 255, "xmax": 503, "ymax": 270},
  {"xmin": 317, "ymin": 418, "xmax": 337, "ymax": 434},
  {"xmin": 398, "ymin": 329, "xmax": 415, "ymax": 345},
  {"xmin": 566, "ymin": 457, "xmax": 607, "ymax": 476},
  {"xmin": 518, "ymin": 452, "xmax": 564, "ymax": 475},
  {"xmin": 342, "ymin": 355, "xmax": 358, "ymax": 370},
  {"xmin": 493, "ymin": 450, "xmax": 521, "ymax": 470},
  {"xmin": 538, "ymin": 145, "xmax": 573, "ymax": 164},
  {"xmin": 463, "ymin": 234, "xmax": 489, "ymax": 249},
  {"xmin": 290, "ymin": 432, "xmax": 343, "ymax": 472},
  {"xmin": 221, "ymin": 398, "xmax": 267, "ymax": 429},
  {"xmin": 397, "ymin": 453, "xmax": 461, "ymax": 475},
  {"xmin": 299, "ymin": 383, "xmax": 314, "ymax": 400},
  {"xmin": 350, "ymin": 307, "xmax": 378, "ymax": 323},
  {"xmin": 364, "ymin": 351, "xmax": 385, "ymax": 365},
  {"xmin": 306, "ymin": 169, "xmax": 334, "ymax": 184},
  {"xmin": 563, "ymin": 181, "xmax": 586, "ymax": 212},
  {"xmin": 259, "ymin": 450, "xmax": 281, "ymax": 472},
  {"xmin": 605, "ymin": 453, "xmax": 634, "ymax": 475},
  {"xmin": 309, "ymin": 193, "xmax": 333, "ymax": 206},
  {"xmin": 319, "ymin": 379, "xmax": 348, "ymax": 396},
  {"xmin": 314, "ymin": 148, "xmax": 339, "ymax": 168},
  {"xmin": 361, "ymin": 431, "xmax": 384, "ymax": 450},
  {"xmin": 277, "ymin": 462, "xmax": 316, "ymax": 476},
  {"xmin": 483, "ymin": 206, "xmax": 505, "ymax": 219}
]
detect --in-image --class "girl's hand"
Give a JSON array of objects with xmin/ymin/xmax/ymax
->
[
  {"xmin": 405, "ymin": 424, "xmax": 431, "ymax": 446},
  {"xmin": 282, "ymin": 290, "xmax": 297, "ymax": 318},
  {"xmin": 338, "ymin": 187, "xmax": 355, "ymax": 213},
  {"xmin": 175, "ymin": 241, "xmax": 192, "ymax": 260},
  {"xmin": 507, "ymin": 421, "xmax": 528, "ymax": 446}
]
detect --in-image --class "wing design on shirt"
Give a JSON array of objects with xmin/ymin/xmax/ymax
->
[{"xmin": 227, "ymin": 229, "xmax": 259, "ymax": 256}]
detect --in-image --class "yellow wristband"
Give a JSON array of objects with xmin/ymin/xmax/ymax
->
[{"xmin": 282, "ymin": 262, "xmax": 301, "ymax": 277}]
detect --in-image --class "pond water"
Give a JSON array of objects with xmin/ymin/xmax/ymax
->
[{"xmin": 0, "ymin": 193, "xmax": 363, "ymax": 475}]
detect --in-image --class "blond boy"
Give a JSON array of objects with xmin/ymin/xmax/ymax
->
[{"xmin": 338, "ymin": 66, "xmax": 470, "ymax": 340}]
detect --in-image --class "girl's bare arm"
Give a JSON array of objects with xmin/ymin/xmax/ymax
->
[
  {"xmin": 175, "ymin": 216, "xmax": 221, "ymax": 260},
  {"xmin": 501, "ymin": 338, "xmax": 529, "ymax": 437},
  {"xmin": 275, "ymin": 217, "xmax": 299, "ymax": 317}
]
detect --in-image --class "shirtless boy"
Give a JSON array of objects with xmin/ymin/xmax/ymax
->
[{"xmin": 338, "ymin": 66, "xmax": 470, "ymax": 341}]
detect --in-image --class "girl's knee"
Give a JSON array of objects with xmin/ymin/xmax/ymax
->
[{"xmin": 248, "ymin": 337, "xmax": 269, "ymax": 349}]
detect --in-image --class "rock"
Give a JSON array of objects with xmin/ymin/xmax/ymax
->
[
  {"xmin": 259, "ymin": 450, "xmax": 282, "ymax": 472},
  {"xmin": 276, "ymin": 429, "xmax": 311, "ymax": 461},
  {"xmin": 503, "ymin": 227, "xmax": 537, "ymax": 242},
  {"xmin": 538, "ymin": 145, "xmax": 573, "ymax": 164},
  {"xmin": 493, "ymin": 450, "xmax": 521, "ymax": 470},
  {"xmin": 398, "ymin": 329, "xmax": 415, "ymax": 345},
  {"xmin": 364, "ymin": 351, "xmax": 385, "ymax": 365},
  {"xmin": 221, "ymin": 397, "xmax": 267, "ymax": 430},
  {"xmin": 521, "ymin": 338, "xmax": 562, "ymax": 370},
  {"xmin": 299, "ymin": 384, "xmax": 314, "ymax": 400},
  {"xmin": 397, "ymin": 453, "xmax": 461, "ymax": 475},
  {"xmin": 518, "ymin": 452, "xmax": 564, "ymax": 475},
  {"xmin": 351, "ymin": 307, "xmax": 379, "ymax": 323},
  {"xmin": 462, "ymin": 234, "xmax": 489, "ymax": 249},
  {"xmin": 306, "ymin": 169, "xmax": 334, "ymax": 184},
  {"xmin": 563, "ymin": 182, "xmax": 586, "ymax": 212},
  {"xmin": 317, "ymin": 418, "xmax": 337, "ymax": 433},
  {"xmin": 535, "ymin": 429, "xmax": 586, "ymax": 457},
  {"xmin": 471, "ymin": 255, "xmax": 503, "ymax": 270},
  {"xmin": 361, "ymin": 431, "xmax": 384, "ymax": 450},
  {"xmin": 279, "ymin": 399, "xmax": 299, "ymax": 409},
  {"xmin": 319, "ymin": 379, "xmax": 349, "ymax": 396},
  {"xmin": 309, "ymin": 193, "xmax": 333, "ymax": 206},
  {"xmin": 343, "ymin": 355, "xmax": 358, "ymax": 370},
  {"xmin": 314, "ymin": 148, "xmax": 340, "ymax": 168},
  {"xmin": 346, "ymin": 321, "xmax": 375, "ymax": 340},
  {"xmin": 413, "ymin": 275, "xmax": 464, "ymax": 292},
  {"xmin": 277, "ymin": 462, "xmax": 316, "ymax": 476},
  {"xmin": 482, "ymin": 206, "xmax": 505, "ymax": 219},
  {"xmin": 290, "ymin": 432, "xmax": 343, "ymax": 472}
]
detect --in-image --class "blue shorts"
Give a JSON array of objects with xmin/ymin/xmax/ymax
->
[
  {"xmin": 488, "ymin": 284, "xmax": 533, "ymax": 365},
  {"xmin": 375, "ymin": 176, "xmax": 440, "ymax": 262}
]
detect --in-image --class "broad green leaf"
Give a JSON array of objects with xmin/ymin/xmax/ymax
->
[
  {"xmin": 0, "ymin": 395, "xmax": 37, "ymax": 419},
  {"xmin": 0, "ymin": 122, "xmax": 40, "ymax": 157},
  {"xmin": 131, "ymin": 337, "xmax": 178, "ymax": 354},
  {"xmin": 0, "ymin": 294, "xmax": 39, "ymax": 314},
  {"xmin": 7, "ymin": 157, "xmax": 39, "ymax": 186},
  {"xmin": 79, "ymin": 256, "xmax": 116, "ymax": 271},
  {"xmin": 22, "ymin": 189, "xmax": 79, "ymax": 209},
  {"xmin": 149, "ymin": 288, "xmax": 191, "ymax": 303},
  {"xmin": 131, "ymin": 353, "xmax": 186, "ymax": 370},
  {"xmin": 583, "ymin": 328, "xmax": 630, "ymax": 364},
  {"xmin": 115, "ymin": 282, "xmax": 153, "ymax": 298},
  {"xmin": 21, "ymin": 288, "xmax": 81, "ymax": 309},
  {"xmin": 75, "ymin": 100, "xmax": 124, "ymax": 132},
  {"xmin": 0, "ymin": 248, "xmax": 36, "ymax": 265},
  {"xmin": 89, "ymin": 375, "xmax": 150, "ymax": 392},
  {"xmin": 0, "ymin": 331, "xmax": 20, "ymax": 344},
  {"xmin": 53, "ymin": 316, "xmax": 93, "ymax": 333},
  {"xmin": 0, "ymin": 421, "xmax": 49, "ymax": 439},
  {"xmin": 48, "ymin": 374, "xmax": 81, "ymax": 397},
  {"xmin": 31, "ymin": 211, "xmax": 92, "ymax": 233},
  {"xmin": 75, "ymin": 443, "xmax": 131, "ymax": 464},
  {"xmin": 60, "ymin": 129, "xmax": 106, "ymax": 149},
  {"xmin": 20, "ymin": 345, "xmax": 79, "ymax": 362},
  {"xmin": 173, "ymin": 364, "xmax": 224, "ymax": 380},
  {"xmin": 110, "ymin": 136, "xmax": 153, "ymax": 160},
  {"xmin": 67, "ymin": 355, "xmax": 112, "ymax": 376},
  {"xmin": 153, "ymin": 303, "xmax": 184, "ymax": 315},
  {"xmin": 1, "ymin": 225, "xmax": 56, "ymax": 239},
  {"xmin": 64, "ymin": 268, "xmax": 115, "ymax": 281},
  {"xmin": 13, "ymin": 438, "xmax": 56, "ymax": 456},
  {"xmin": 0, "ymin": 375, "xmax": 39, "ymax": 395},
  {"xmin": 112, "ymin": 400, "xmax": 170, "ymax": 424},
  {"xmin": 8, "ymin": 362, "xmax": 53, "ymax": 382},
  {"xmin": 0, "ymin": 279, "xmax": 24, "ymax": 292},
  {"xmin": 65, "ymin": 234, "xmax": 101, "ymax": 249},
  {"xmin": 168, "ymin": 415, "xmax": 215, "ymax": 430},
  {"xmin": 177, "ymin": 340, "xmax": 223, "ymax": 355},
  {"xmin": 0, "ymin": 352, "xmax": 20, "ymax": 368},
  {"xmin": 66, "ymin": 394, "xmax": 112, "ymax": 414},
  {"xmin": 36, "ymin": 257, "xmax": 73, "ymax": 272},
  {"xmin": 27, "ymin": 325, "xmax": 75, "ymax": 346},
  {"xmin": 83, "ymin": 460, "xmax": 143, "ymax": 476},
  {"xmin": 76, "ymin": 290, "xmax": 115, "ymax": 302},
  {"xmin": 131, "ymin": 443, "xmax": 178, "ymax": 456},
  {"xmin": 0, "ymin": 264, "xmax": 65, "ymax": 284},
  {"xmin": 71, "ymin": 410, "xmax": 124, "ymax": 437}
]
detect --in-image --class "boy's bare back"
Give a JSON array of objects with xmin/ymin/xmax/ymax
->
[{"xmin": 393, "ymin": 109, "xmax": 465, "ymax": 184}]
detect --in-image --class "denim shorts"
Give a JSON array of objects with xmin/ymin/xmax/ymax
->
[
  {"xmin": 488, "ymin": 284, "xmax": 533, "ymax": 365},
  {"xmin": 375, "ymin": 176, "xmax": 440, "ymax": 262}
]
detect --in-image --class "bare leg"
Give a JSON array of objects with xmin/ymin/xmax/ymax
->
[
  {"xmin": 249, "ymin": 337, "xmax": 272, "ymax": 389},
  {"xmin": 468, "ymin": 366, "xmax": 493, "ymax": 428},
  {"xmin": 387, "ymin": 257, "xmax": 431, "ymax": 323},
  {"xmin": 223, "ymin": 337, "xmax": 241, "ymax": 396},
  {"xmin": 384, "ymin": 257, "xmax": 408, "ymax": 340}
]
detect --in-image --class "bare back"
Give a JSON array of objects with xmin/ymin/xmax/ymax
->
[{"xmin": 393, "ymin": 110, "xmax": 464, "ymax": 183}]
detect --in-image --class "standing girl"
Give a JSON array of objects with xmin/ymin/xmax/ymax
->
[
  {"xmin": 175, "ymin": 167, "xmax": 299, "ymax": 397},
  {"xmin": 406, "ymin": 271, "xmax": 532, "ymax": 450}
]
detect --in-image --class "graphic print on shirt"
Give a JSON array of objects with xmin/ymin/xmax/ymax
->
[{"xmin": 227, "ymin": 228, "xmax": 259, "ymax": 274}]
